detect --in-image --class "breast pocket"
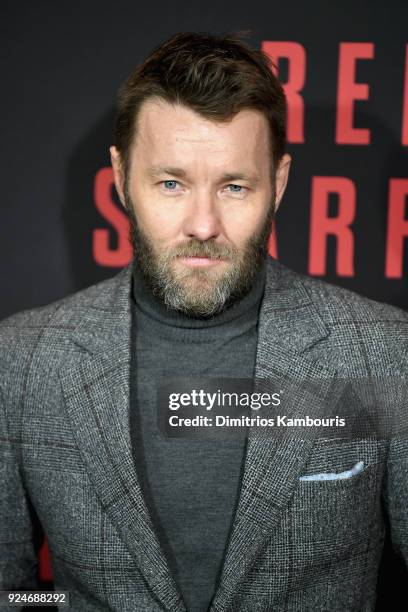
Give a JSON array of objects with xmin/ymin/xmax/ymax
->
[
  {"xmin": 289, "ymin": 441, "xmax": 386, "ymax": 551},
  {"xmin": 299, "ymin": 460, "xmax": 364, "ymax": 482}
]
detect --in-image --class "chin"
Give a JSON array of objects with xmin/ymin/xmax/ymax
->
[{"xmin": 178, "ymin": 272, "xmax": 216, "ymax": 289}]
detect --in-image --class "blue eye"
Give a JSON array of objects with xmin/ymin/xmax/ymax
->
[
  {"xmin": 227, "ymin": 184, "xmax": 243, "ymax": 193},
  {"xmin": 163, "ymin": 180, "xmax": 179, "ymax": 190}
]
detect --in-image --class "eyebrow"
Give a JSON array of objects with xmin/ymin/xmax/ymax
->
[
  {"xmin": 146, "ymin": 165, "xmax": 260, "ymax": 185},
  {"xmin": 147, "ymin": 166, "xmax": 189, "ymax": 179}
]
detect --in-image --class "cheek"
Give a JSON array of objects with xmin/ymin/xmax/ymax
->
[
  {"xmin": 142, "ymin": 214, "xmax": 181, "ymax": 247},
  {"xmin": 221, "ymin": 204, "xmax": 270, "ymax": 245},
  {"xmin": 131, "ymin": 188, "xmax": 182, "ymax": 239}
]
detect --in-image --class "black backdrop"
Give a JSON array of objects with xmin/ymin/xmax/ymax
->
[{"xmin": 2, "ymin": 0, "xmax": 407, "ymax": 605}]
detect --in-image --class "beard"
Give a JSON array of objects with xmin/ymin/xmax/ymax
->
[{"xmin": 124, "ymin": 186, "xmax": 275, "ymax": 318}]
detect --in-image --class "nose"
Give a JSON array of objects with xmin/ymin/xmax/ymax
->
[{"xmin": 181, "ymin": 189, "xmax": 222, "ymax": 241}]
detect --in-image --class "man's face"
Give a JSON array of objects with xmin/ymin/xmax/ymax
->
[{"xmin": 111, "ymin": 98, "xmax": 291, "ymax": 317}]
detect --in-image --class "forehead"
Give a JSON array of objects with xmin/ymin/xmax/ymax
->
[{"xmin": 131, "ymin": 98, "xmax": 271, "ymax": 170}]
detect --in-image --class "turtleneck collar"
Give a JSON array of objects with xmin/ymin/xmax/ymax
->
[{"xmin": 131, "ymin": 258, "xmax": 267, "ymax": 342}]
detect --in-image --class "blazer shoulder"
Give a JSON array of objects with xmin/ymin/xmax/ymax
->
[
  {"xmin": 0, "ymin": 264, "xmax": 132, "ymax": 334},
  {"xmin": 300, "ymin": 273, "xmax": 408, "ymax": 327},
  {"xmin": 266, "ymin": 258, "xmax": 408, "ymax": 366},
  {"xmin": 269, "ymin": 258, "xmax": 408, "ymax": 327},
  {"xmin": 0, "ymin": 264, "xmax": 132, "ymax": 366}
]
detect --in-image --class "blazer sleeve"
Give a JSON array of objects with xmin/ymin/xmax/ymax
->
[
  {"xmin": 0, "ymin": 385, "xmax": 39, "ymax": 591},
  {"xmin": 383, "ymin": 434, "xmax": 408, "ymax": 569}
]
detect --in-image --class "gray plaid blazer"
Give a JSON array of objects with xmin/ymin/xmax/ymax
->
[{"xmin": 0, "ymin": 254, "xmax": 407, "ymax": 611}]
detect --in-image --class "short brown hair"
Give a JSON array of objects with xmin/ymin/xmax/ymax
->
[{"xmin": 114, "ymin": 31, "xmax": 287, "ymax": 177}]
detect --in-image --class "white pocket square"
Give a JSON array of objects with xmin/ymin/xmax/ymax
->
[{"xmin": 299, "ymin": 460, "xmax": 364, "ymax": 481}]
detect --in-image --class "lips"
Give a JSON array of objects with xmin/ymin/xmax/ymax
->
[{"xmin": 176, "ymin": 256, "xmax": 225, "ymax": 267}]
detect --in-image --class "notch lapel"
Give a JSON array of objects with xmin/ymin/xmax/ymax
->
[
  {"xmin": 59, "ymin": 265, "xmax": 186, "ymax": 612},
  {"xmin": 209, "ymin": 258, "xmax": 342, "ymax": 611},
  {"xmin": 58, "ymin": 256, "xmax": 341, "ymax": 612}
]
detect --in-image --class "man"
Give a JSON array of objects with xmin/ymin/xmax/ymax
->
[{"xmin": 0, "ymin": 31, "xmax": 407, "ymax": 612}]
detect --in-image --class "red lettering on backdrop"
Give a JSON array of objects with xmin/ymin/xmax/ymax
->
[
  {"xmin": 402, "ymin": 45, "xmax": 408, "ymax": 146},
  {"xmin": 336, "ymin": 43, "xmax": 374, "ymax": 144},
  {"xmin": 93, "ymin": 168, "xmax": 132, "ymax": 266},
  {"xmin": 267, "ymin": 220, "xmax": 278, "ymax": 258},
  {"xmin": 385, "ymin": 179, "xmax": 408, "ymax": 278},
  {"xmin": 308, "ymin": 177, "xmax": 355, "ymax": 276},
  {"xmin": 262, "ymin": 41, "xmax": 306, "ymax": 143},
  {"xmin": 38, "ymin": 537, "xmax": 52, "ymax": 581}
]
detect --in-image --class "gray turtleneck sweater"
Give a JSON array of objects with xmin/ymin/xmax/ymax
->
[{"xmin": 130, "ymin": 261, "xmax": 266, "ymax": 612}]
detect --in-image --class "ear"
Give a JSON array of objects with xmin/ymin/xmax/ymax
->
[
  {"xmin": 109, "ymin": 146, "xmax": 126, "ymax": 208},
  {"xmin": 274, "ymin": 153, "xmax": 291, "ymax": 213}
]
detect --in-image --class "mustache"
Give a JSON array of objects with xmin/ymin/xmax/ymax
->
[{"xmin": 170, "ymin": 240, "xmax": 236, "ymax": 259}]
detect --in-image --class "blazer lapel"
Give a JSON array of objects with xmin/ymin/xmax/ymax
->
[
  {"xmin": 59, "ymin": 264, "xmax": 186, "ymax": 612},
  {"xmin": 58, "ymin": 256, "xmax": 341, "ymax": 612},
  {"xmin": 209, "ymin": 258, "xmax": 342, "ymax": 611}
]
